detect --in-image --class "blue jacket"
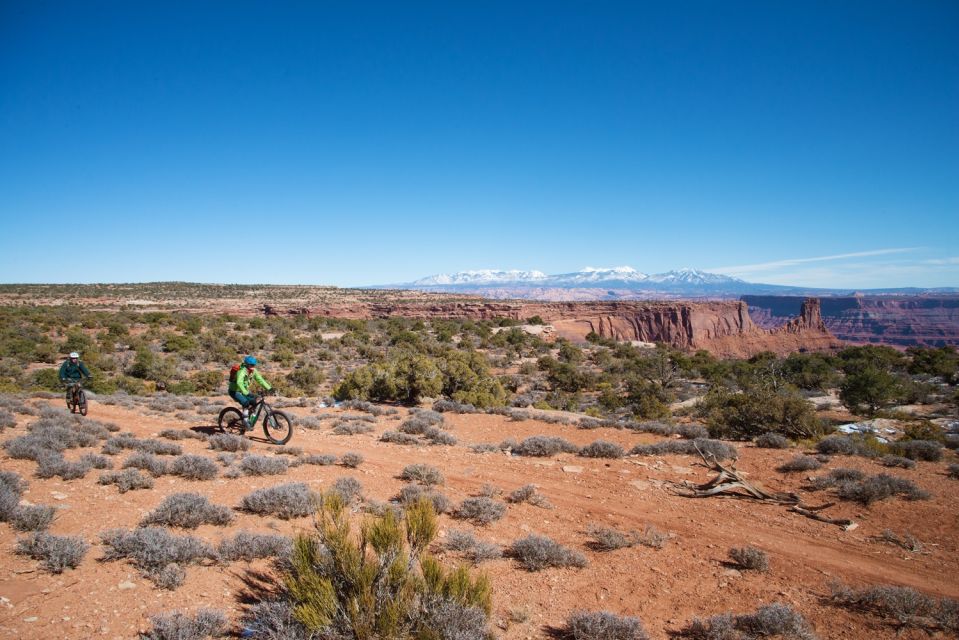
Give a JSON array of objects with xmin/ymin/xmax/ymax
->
[{"xmin": 59, "ymin": 360, "xmax": 91, "ymax": 382}]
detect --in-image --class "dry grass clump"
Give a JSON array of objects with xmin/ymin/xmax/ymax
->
[
  {"xmin": 303, "ymin": 454, "xmax": 337, "ymax": 466},
  {"xmin": 777, "ymin": 455, "xmax": 822, "ymax": 473},
  {"xmin": 509, "ymin": 534, "xmax": 587, "ymax": 571},
  {"xmin": 141, "ymin": 493, "xmax": 233, "ymax": 529},
  {"xmin": 208, "ymin": 433, "xmax": 251, "ymax": 452},
  {"xmin": 170, "ymin": 454, "xmax": 219, "ymax": 480},
  {"xmin": 728, "ymin": 546, "xmax": 770, "ymax": 572},
  {"xmin": 754, "ymin": 432, "xmax": 790, "ymax": 449},
  {"xmin": 587, "ymin": 525, "xmax": 668, "ymax": 551},
  {"xmin": 400, "ymin": 464, "xmax": 445, "ymax": 486},
  {"xmin": 99, "ymin": 468, "xmax": 154, "ymax": 492},
  {"xmin": 340, "ymin": 399, "xmax": 394, "ymax": 416},
  {"xmin": 217, "ymin": 531, "xmax": 292, "ymax": 562},
  {"xmin": 123, "ymin": 452, "xmax": 169, "ymax": 477},
  {"xmin": 579, "ymin": 440, "xmax": 625, "ymax": 459},
  {"xmin": 455, "ymin": 497, "xmax": 506, "ymax": 525},
  {"xmin": 948, "ymin": 464, "xmax": 959, "ymax": 479},
  {"xmin": 34, "ymin": 453, "xmax": 94, "ymax": 480},
  {"xmin": 80, "ymin": 452, "xmax": 112, "ymax": 469},
  {"xmin": 15, "ymin": 532, "xmax": 88, "ymax": 573},
  {"xmin": 513, "ymin": 435, "xmax": 580, "ymax": 457},
  {"xmin": 815, "ymin": 435, "xmax": 878, "ymax": 458},
  {"xmin": 141, "ymin": 609, "xmax": 227, "ymax": 640},
  {"xmin": 330, "ymin": 477, "xmax": 363, "ymax": 503},
  {"xmin": 423, "ymin": 426, "xmax": 457, "ymax": 446},
  {"xmin": 676, "ymin": 424, "xmax": 709, "ymax": 440},
  {"xmin": 878, "ymin": 529, "xmax": 922, "ymax": 553},
  {"xmin": 565, "ymin": 610, "xmax": 649, "ymax": 640},
  {"xmin": 0, "ymin": 408, "xmax": 17, "ymax": 430},
  {"xmin": 0, "ymin": 471, "xmax": 27, "ymax": 522},
  {"xmin": 240, "ymin": 483, "xmax": 318, "ymax": 519},
  {"xmin": 469, "ymin": 442, "xmax": 499, "ymax": 454},
  {"xmin": 339, "ymin": 452, "xmax": 364, "ymax": 468},
  {"xmin": 630, "ymin": 438, "xmax": 737, "ymax": 461},
  {"xmin": 432, "ymin": 399, "xmax": 479, "ymax": 414},
  {"xmin": 830, "ymin": 582, "xmax": 958, "ymax": 633},
  {"xmin": 680, "ymin": 603, "xmax": 817, "ymax": 640},
  {"xmin": 102, "ymin": 435, "xmax": 182, "ymax": 456},
  {"xmin": 381, "ymin": 430, "xmax": 420, "ymax": 445},
  {"xmin": 879, "ymin": 455, "xmax": 916, "ymax": 469}
]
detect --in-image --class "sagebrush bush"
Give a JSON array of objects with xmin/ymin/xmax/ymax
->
[
  {"xmin": 381, "ymin": 430, "xmax": 421, "ymax": 445},
  {"xmin": 170, "ymin": 455, "xmax": 219, "ymax": 480},
  {"xmin": 0, "ymin": 409, "xmax": 17, "ymax": 430},
  {"xmin": 142, "ymin": 493, "xmax": 233, "ymax": 529},
  {"xmin": 400, "ymin": 464, "xmax": 445, "ymax": 486},
  {"xmin": 889, "ymin": 439, "xmax": 943, "ymax": 462},
  {"xmin": 123, "ymin": 452, "xmax": 169, "ymax": 477},
  {"xmin": 423, "ymin": 426, "xmax": 457, "ymax": 446},
  {"xmin": 303, "ymin": 454, "xmax": 337, "ymax": 466},
  {"xmin": 282, "ymin": 495, "xmax": 493, "ymax": 637},
  {"xmin": 587, "ymin": 525, "xmax": 667, "ymax": 551},
  {"xmin": 729, "ymin": 546, "xmax": 769, "ymax": 571},
  {"xmin": 397, "ymin": 484, "xmax": 451, "ymax": 514},
  {"xmin": 332, "ymin": 420, "xmax": 375, "ymax": 435},
  {"xmin": 565, "ymin": 610, "xmax": 649, "ymax": 640},
  {"xmin": 339, "ymin": 452, "xmax": 364, "ymax": 468},
  {"xmin": 11, "ymin": 504, "xmax": 55, "ymax": 532},
  {"xmin": 98, "ymin": 468, "xmax": 154, "ymax": 492},
  {"xmin": 830, "ymin": 582, "xmax": 958, "ymax": 633},
  {"xmin": 217, "ymin": 531, "xmax": 292, "ymax": 562},
  {"xmin": 432, "ymin": 399, "xmax": 478, "ymax": 414},
  {"xmin": 240, "ymin": 483, "xmax": 317, "ymax": 519},
  {"xmin": 238, "ymin": 455, "xmax": 289, "ymax": 476},
  {"xmin": 948, "ymin": 464, "xmax": 959, "ymax": 479},
  {"xmin": 330, "ymin": 477, "xmax": 363, "ymax": 503},
  {"xmin": 680, "ymin": 603, "xmax": 816, "ymax": 640},
  {"xmin": 0, "ymin": 471, "xmax": 27, "ymax": 521},
  {"xmin": 579, "ymin": 440, "xmax": 625, "ymax": 459},
  {"xmin": 159, "ymin": 429, "xmax": 208, "ymax": 441},
  {"xmin": 755, "ymin": 432, "xmax": 790, "ymax": 449},
  {"xmin": 142, "ymin": 609, "xmax": 227, "ymax": 640},
  {"xmin": 242, "ymin": 600, "xmax": 311, "ymax": 640},
  {"xmin": 455, "ymin": 497, "xmax": 506, "ymax": 525},
  {"xmin": 836, "ymin": 474, "xmax": 930, "ymax": 505},
  {"xmin": 100, "ymin": 527, "xmax": 215, "ymax": 586},
  {"xmin": 509, "ymin": 534, "xmax": 587, "ymax": 571},
  {"xmin": 630, "ymin": 438, "xmax": 737, "ymax": 462},
  {"xmin": 513, "ymin": 435, "xmax": 580, "ymax": 457},
  {"xmin": 778, "ymin": 455, "xmax": 822, "ymax": 473},
  {"xmin": 208, "ymin": 433, "xmax": 250, "ymax": 452},
  {"xmin": 880, "ymin": 455, "xmax": 916, "ymax": 469},
  {"xmin": 35, "ymin": 453, "xmax": 93, "ymax": 480},
  {"xmin": 676, "ymin": 424, "xmax": 709, "ymax": 440},
  {"xmin": 80, "ymin": 452, "xmax": 112, "ymax": 469},
  {"xmin": 15, "ymin": 532, "xmax": 88, "ymax": 573},
  {"xmin": 815, "ymin": 435, "xmax": 879, "ymax": 458}
]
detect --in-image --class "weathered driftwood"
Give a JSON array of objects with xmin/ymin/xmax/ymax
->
[{"xmin": 671, "ymin": 445, "xmax": 856, "ymax": 530}]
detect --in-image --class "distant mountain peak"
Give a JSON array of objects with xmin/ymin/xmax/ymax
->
[{"xmin": 412, "ymin": 269, "xmax": 548, "ymax": 286}]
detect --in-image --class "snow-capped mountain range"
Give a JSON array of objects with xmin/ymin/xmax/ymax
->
[{"xmin": 411, "ymin": 267, "xmax": 743, "ymax": 288}]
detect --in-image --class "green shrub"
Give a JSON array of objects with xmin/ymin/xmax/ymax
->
[
  {"xmin": 698, "ymin": 385, "xmax": 824, "ymax": 440},
  {"xmin": 284, "ymin": 495, "xmax": 493, "ymax": 637}
]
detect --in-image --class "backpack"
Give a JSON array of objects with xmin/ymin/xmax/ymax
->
[{"xmin": 228, "ymin": 364, "xmax": 242, "ymax": 386}]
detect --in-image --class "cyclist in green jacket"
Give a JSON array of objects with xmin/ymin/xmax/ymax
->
[
  {"xmin": 229, "ymin": 356, "xmax": 273, "ymax": 423},
  {"xmin": 59, "ymin": 352, "xmax": 92, "ymax": 384}
]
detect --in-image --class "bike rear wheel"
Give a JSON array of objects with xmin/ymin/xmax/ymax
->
[
  {"xmin": 218, "ymin": 407, "xmax": 245, "ymax": 434},
  {"xmin": 263, "ymin": 410, "xmax": 293, "ymax": 445},
  {"xmin": 77, "ymin": 389, "xmax": 88, "ymax": 416}
]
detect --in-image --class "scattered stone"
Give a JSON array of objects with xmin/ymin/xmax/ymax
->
[
  {"xmin": 117, "ymin": 581, "xmax": 136, "ymax": 590},
  {"xmin": 562, "ymin": 465, "xmax": 583, "ymax": 474},
  {"xmin": 51, "ymin": 492, "xmax": 68, "ymax": 500}
]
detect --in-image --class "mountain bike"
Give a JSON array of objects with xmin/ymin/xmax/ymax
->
[
  {"xmin": 65, "ymin": 381, "xmax": 88, "ymax": 416},
  {"xmin": 217, "ymin": 392, "xmax": 293, "ymax": 445}
]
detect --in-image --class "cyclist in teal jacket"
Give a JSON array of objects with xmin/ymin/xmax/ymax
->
[{"xmin": 59, "ymin": 352, "xmax": 92, "ymax": 384}]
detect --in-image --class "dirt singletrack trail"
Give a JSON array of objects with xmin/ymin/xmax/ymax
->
[{"xmin": 1, "ymin": 398, "xmax": 956, "ymax": 639}]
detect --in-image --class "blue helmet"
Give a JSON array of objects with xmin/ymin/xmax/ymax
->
[{"xmin": 243, "ymin": 356, "xmax": 258, "ymax": 367}]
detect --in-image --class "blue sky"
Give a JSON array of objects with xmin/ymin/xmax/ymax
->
[{"xmin": 1, "ymin": 1, "xmax": 957, "ymax": 288}]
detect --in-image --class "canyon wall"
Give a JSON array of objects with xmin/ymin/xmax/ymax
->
[
  {"xmin": 285, "ymin": 297, "xmax": 841, "ymax": 358},
  {"xmin": 744, "ymin": 295, "xmax": 959, "ymax": 347}
]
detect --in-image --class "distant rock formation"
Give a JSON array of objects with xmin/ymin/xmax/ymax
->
[
  {"xmin": 286, "ymin": 297, "xmax": 841, "ymax": 358},
  {"xmin": 745, "ymin": 295, "xmax": 959, "ymax": 347}
]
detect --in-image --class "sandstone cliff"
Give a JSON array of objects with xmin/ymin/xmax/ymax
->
[
  {"xmin": 745, "ymin": 295, "xmax": 959, "ymax": 347},
  {"xmin": 285, "ymin": 297, "xmax": 840, "ymax": 358}
]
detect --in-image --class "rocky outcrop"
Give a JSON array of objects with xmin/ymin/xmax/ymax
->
[{"xmin": 744, "ymin": 295, "xmax": 959, "ymax": 347}]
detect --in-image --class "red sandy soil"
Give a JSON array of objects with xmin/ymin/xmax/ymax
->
[{"xmin": 1, "ymin": 399, "xmax": 957, "ymax": 639}]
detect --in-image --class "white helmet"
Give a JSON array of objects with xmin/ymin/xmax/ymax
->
[{"xmin": 69, "ymin": 352, "xmax": 79, "ymax": 359}]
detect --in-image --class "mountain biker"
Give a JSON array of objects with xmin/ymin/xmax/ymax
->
[
  {"xmin": 229, "ymin": 356, "xmax": 273, "ymax": 425},
  {"xmin": 59, "ymin": 352, "xmax": 92, "ymax": 387}
]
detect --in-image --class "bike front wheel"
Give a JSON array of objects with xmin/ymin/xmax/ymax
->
[
  {"xmin": 263, "ymin": 410, "xmax": 293, "ymax": 445},
  {"xmin": 218, "ymin": 407, "xmax": 245, "ymax": 434},
  {"xmin": 66, "ymin": 388, "xmax": 76, "ymax": 413},
  {"xmin": 77, "ymin": 389, "xmax": 88, "ymax": 416}
]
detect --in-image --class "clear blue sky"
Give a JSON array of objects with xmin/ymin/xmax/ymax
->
[{"xmin": 1, "ymin": 1, "xmax": 957, "ymax": 288}]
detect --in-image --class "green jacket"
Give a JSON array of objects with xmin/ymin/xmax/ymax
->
[
  {"xmin": 59, "ymin": 360, "xmax": 91, "ymax": 382},
  {"xmin": 232, "ymin": 366, "xmax": 271, "ymax": 395}
]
